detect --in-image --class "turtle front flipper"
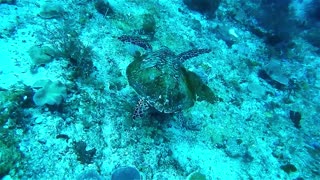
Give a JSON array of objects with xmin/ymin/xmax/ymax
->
[
  {"xmin": 118, "ymin": 35, "xmax": 152, "ymax": 50},
  {"xmin": 132, "ymin": 98, "xmax": 150, "ymax": 120},
  {"xmin": 177, "ymin": 49, "xmax": 211, "ymax": 63}
]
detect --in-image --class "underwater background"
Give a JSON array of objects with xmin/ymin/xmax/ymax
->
[{"xmin": 1, "ymin": 0, "xmax": 320, "ymax": 179}]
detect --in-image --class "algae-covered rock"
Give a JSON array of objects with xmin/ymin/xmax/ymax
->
[
  {"xmin": 39, "ymin": 3, "xmax": 64, "ymax": 19},
  {"xmin": 111, "ymin": 166, "xmax": 141, "ymax": 180},
  {"xmin": 247, "ymin": 82, "xmax": 266, "ymax": 98},
  {"xmin": 187, "ymin": 171, "xmax": 207, "ymax": 180},
  {"xmin": 28, "ymin": 45, "xmax": 55, "ymax": 65},
  {"xmin": 32, "ymin": 79, "xmax": 67, "ymax": 106},
  {"xmin": 77, "ymin": 169, "xmax": 103, "ymax": 180},
  {"xmin": 264, "ymin": 60, "xmax": 289, "ymax": 86},
  {"xmin": 142, "ymin": 14, "xmax": 156, "ymax": 36}
]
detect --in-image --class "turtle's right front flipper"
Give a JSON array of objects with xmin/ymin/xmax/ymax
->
[{"xmin": 177, "ymin": 49, "xmax": 211, "ymax": 63}]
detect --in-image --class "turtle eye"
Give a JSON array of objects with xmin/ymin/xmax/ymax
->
[{"xmin": 173, "ymin": 63, "xmax": 179, "ymax": 70}]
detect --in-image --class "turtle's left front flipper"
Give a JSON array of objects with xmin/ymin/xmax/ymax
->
[{"xmin": 118, "ymin": 35, "xmax": 152, "ymax": 50}]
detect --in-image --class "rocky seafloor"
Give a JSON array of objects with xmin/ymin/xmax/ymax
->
[{"xmin": 0, "ymin": 0, "xmax": 320, "ymax": 179}]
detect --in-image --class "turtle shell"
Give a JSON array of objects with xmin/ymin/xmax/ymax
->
[{"xmin": 126, "ymin": 48, "xmax": 197, "ymax": 113}]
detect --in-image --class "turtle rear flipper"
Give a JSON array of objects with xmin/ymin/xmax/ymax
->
[{"xmin": 182, "ymin": 67, "xmax": 220, "ymax": 104}]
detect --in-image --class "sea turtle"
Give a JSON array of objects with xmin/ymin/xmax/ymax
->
[{"xmin": 118, "ymin": 35, "xmax": 219, "ymax": 119}]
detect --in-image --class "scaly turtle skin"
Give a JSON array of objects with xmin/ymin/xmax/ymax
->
[{"xmin": 119, "ymin": 35, "xmax": 219, "ymax": 119}]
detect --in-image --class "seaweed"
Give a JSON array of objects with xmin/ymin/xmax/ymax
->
[
  {"xmin": 257, "ymin": 69, "xmax": 286, "ymax": 90},
  {"xmin": 183, "ymin": 0, "xmax": 221, "ymax": 18},
  {"xmin": 248, "ymin": 0, "xmax": 299, "ymax": 55},
  {"xmin": 73, "ymin": 141, "xmax": 96, "ymax": 164},
  {"xmin": 44, "ymin": 20, "xmax": 95, "ymax": 80},
  {"xmin": 305, "ymin": 0, "xmax": 320, "ymax": 23},
  {"xmin": 0, "ymin": 85, "xmax": 34, "ymax": 130},
  {"xmin": 0, "ymin": 0, "xmax": 16, "ymax": 5},
  {"xmin": 280, "ymin": 163, "xmax": 297, "ymax": 174},
  {"xmin": 289, "ymin": 110, "xmax": 301, "ymax": 129},
  {"xmin": 56, "ymin": 134, "xmax": 70, "ymax": 142},
  {"xmin": 0, "ymin": 85, "xmax": 29, "ymax": 176},
  {"xmin": 142, "ymin": 14, "xmax": 156, "ymax": 37}
]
